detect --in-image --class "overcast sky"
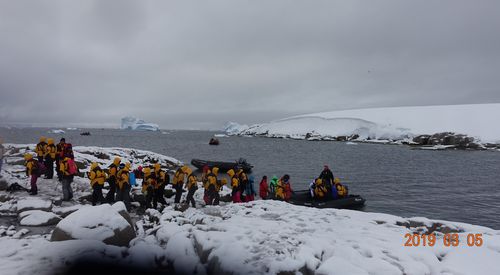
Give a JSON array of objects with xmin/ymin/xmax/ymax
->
[{"xmin": 1, "ymin": 0, "xmax": 499, "ymax": 129}]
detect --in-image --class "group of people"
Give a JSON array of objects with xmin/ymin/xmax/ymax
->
[
  {"xmin": 23, "ymin": 136, "xmax": 348, "ymax": 211},
  {"xmin": 309, "ymin": 165, "xmax": 348, "ymax": 200},
  {"xmin": 258, "ymin": 174, "xmax": 294, "ymax": 201},
  {"xmin": 25, "ymin": 137, "xmax": 76, "ymax": 197}
]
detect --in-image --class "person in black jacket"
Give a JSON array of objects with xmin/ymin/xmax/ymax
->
[{"xmin": 319, "ymin": 165, "xmax": 335, "ymax": 190}]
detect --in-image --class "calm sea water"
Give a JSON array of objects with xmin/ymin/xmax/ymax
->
[{"xmin": 2, "ymin": 127, "xmax": 500, "ymax": 229}]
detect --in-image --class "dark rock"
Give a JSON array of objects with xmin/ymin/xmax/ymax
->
[
  {"xmin": 335, "ymin": 136, "xmax": 347, "ymax": 142},
  {"xmin": 349, "ymin": 134, "xmax": 360, "ymax": 140},
  {"xmin": 0, "ymin": 180, "xmax": 8, "ymax": 191}
]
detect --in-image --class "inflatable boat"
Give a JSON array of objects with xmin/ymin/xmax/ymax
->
[
  {"xmin": 288, "ymin": 190, "xmax": 366, "ymax": 209},
  {"xmin": 191, "ymin": 158, "xmax": 253, "ymax": 173}
]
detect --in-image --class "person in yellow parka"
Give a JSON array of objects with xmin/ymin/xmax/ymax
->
[
  {"xmin": 228, "ymin": 169, "xmax": 241, "ymax": 203},
  {"xmin": 88, "ymin": 162, "xmax": 106, "ymax": 205},
  {"xmin": 333, "ymin": 178, "xmax": 348, "ymax": 198},
  {"xmin": 205, "ymin": 167, "xmax": 219, "ymax": 205},
  {"xmin": 105, "ymin": 157, "xmax": 121, "ymax": 203},
  {"xmin": 60, "ymin": 157, "xmax": 75, "ymax": 201},
  {"xmin": 153, "ymin": 163, "xmax": 168, "ymax": 209},
  {"xmin": 172, "ymin": 166, "xmax": 188, "ymax": 204},
  {"xmin": 184, "ymin": 168, "xmax": 198, "ymax": 208},
  {"xmin": 44, "ymin": 138, "xmax": 56, "ymax": 179},
  {"xmin": 116, "ymin": 162, "xmax": 131, "ymax": 210},
  {"xmin": 313, "ymin": 178, "xmax": 328, "ymax": 200},
  {"xmin": 24, "ymin": 153, "xmax": 40, "ymax": 195},
  {"xmin": 142, "ymin": 167, "xmax": 155, "ymax": 208},
  {"xmin": 35, "ymin": 137, "xmax": 47, "ymax": 162}
]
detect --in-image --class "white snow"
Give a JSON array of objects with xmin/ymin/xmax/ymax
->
[
  {"xmin": 121, "ymin": 116, "xmax": 160, "ymax": 131},
  {"xmin": 19, "ymin": 210, "xmax": 61, "ymax": 226},
  {"xmin": 17, "ymin": 198, "xmax": 53, "ymax": 212},
  {"xmin": 55, "ymin": 203, "xmax": 131, "ymax": 242},
  {"xmin": 224, "ymin": 122, "xmax": 249, "ymax": 135},
  {"xmin": 228, "ymin": 103, "xmax": 500, "ymax": 143}
]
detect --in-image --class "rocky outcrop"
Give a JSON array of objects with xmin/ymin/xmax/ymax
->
[{"xmin": 412, "ymin": 132, "xmax": 486, "ymax": 150}]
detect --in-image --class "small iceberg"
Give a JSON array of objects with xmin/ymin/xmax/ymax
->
[{"xmin": 48, "ymin": 129, "xmax": 65, "ymax": 134}]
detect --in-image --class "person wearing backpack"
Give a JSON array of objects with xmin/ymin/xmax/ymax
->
[
  {"xmin": 35, "ymin": 137, "xmax": 47, "ymax": 163},
  {"xmin": 44, "ymin": 138, "xmax": 56, "ymax": 179},
  {"xmin": 116, "ymin": 162, "xmax": 132, "ymax": 211},
  {"xmin": 105, "ymin": 157, "xmax": 121, "ymax": 203},
  {"xmin": 142, "ymin": 167, "xmax": 155, "ymax": 209},
  {"xmin": 24, "ymin": 153, "xmax": 40, "ymax": 195},
  {"xmin": 228, "ymin": 169, "xmax": 241, "ymax": 203},
  {"xmin": 153, "ymin": 163, "xmax": 168, "ymax": 209},
  {"xmin": 55, "ymin": 138, "xmax": 66, "ymax": 181},
  {"xmin": 184, "ymin": 168, "xmax": 198, "ymax": 208},
  {"xmin": 206, "ymin": 167, "xmax": 220, "ymax": 205},
  {"xmin": 237, "ymin": 169, "xmax": 248, "ymax": 202},
  {"xmin": 60, "ymin": 157, "xmax": 76, "ymax": 201},
  {"xmin": 244, "ymin": 175, "xmax": 256, "ymax": 202},
  {"xmin": 88, "ymin": 162, "xmax": 106, "ymax": 206},
  {"xmin": 172, "ymin": 166, "xmax": 188, "ymax": 204}
]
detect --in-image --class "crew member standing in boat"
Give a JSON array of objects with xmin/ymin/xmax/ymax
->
[{"xmin": 319, "ymin": 165, "xmax": 335, "ymax": 191}]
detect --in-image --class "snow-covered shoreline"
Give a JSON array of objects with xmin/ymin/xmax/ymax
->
[
  {"xmin": 225, "ymin": 104, "xmax": 500, "ymax": 150},
  {"xmin": 1, "ymin": 144, "xmax": 500, "ymax": 274}
]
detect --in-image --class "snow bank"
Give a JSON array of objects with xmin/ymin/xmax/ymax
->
[
  {"xmin": 228, "ymin": 103, "xmax": 500, "ymax": 144},
  {"xmin": 121, "ymin": 116, "xmax": 159, "ymax": 131}
]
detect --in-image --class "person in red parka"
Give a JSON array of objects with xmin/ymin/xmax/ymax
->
[{"xmin": 259, "ymin": 176, "xmax": 269, "ymax": 199}]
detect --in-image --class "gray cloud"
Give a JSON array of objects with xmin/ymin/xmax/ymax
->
[{"xmin": 1, "ymin": 0, "xmax": 500, "ymax": 129}]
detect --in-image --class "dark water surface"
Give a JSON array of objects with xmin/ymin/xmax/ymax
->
[{"xmin": 2, "ymin": 127, "xmax": 500, "ymax": 229}]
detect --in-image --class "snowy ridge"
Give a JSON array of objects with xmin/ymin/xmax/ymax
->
[{"xmin": 227, "ymin": 103, "xmax": 500, "ymax": 145}]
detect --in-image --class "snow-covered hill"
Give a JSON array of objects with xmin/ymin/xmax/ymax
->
[{"xmin": 226, "ymin": 103, "xmax": 500, "ymax": 147}]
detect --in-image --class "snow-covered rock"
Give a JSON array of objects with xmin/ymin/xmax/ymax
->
[
  {"xmin": 121, "ymin": 116, "xmax": 159, "ymax": 131},
  {"xmin": 19, "ymin": 210, "xmax": 61, "ymax": 226},
  {"xmin": 50, "ymin": 202, "xmax": 135, "ymax": 247},
  {"xmin": 17, "ymin": 198, "xmax": 53, "ymax": 213}
]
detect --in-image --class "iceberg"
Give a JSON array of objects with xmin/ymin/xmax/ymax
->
[{"xmin": 121, "ymin": 116, "xmax": 159, "ymax": 131}]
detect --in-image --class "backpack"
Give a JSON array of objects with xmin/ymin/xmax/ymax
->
[
  {"xmin": 67, "ymin": 159, "xmax": 78, "ymax": 175},
  {"xmin": 129, "ymin": 172, "xmax": 136, "ymax": 186}
]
